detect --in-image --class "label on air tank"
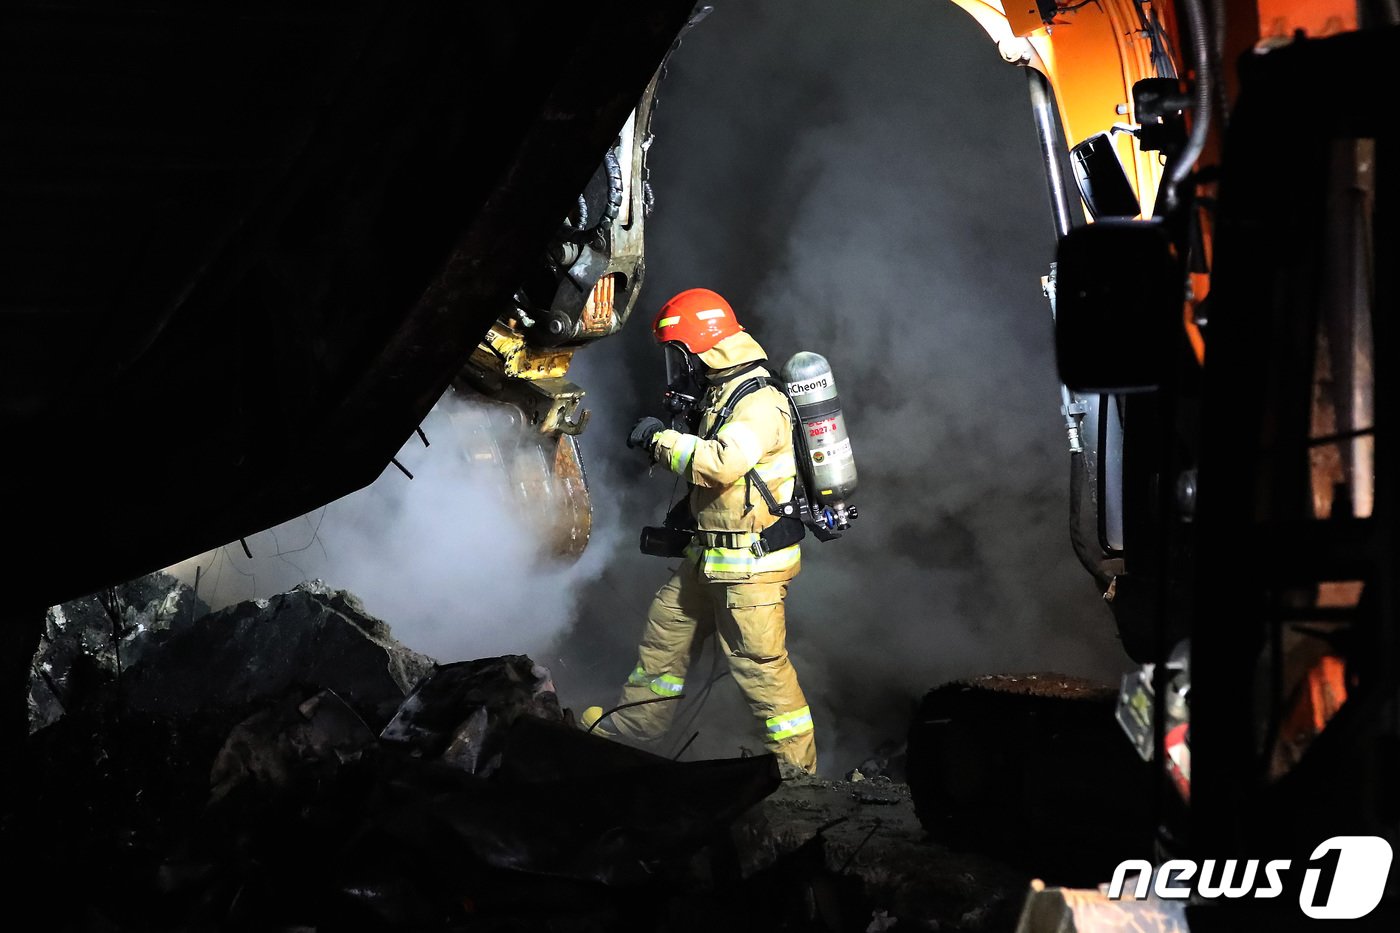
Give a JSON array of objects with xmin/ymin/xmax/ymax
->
[
  {"xmin": 787, "ymin": 376, "xmax": 830, "ymax": 396},
  {"xmin": 809, "ymin": 438, "xmax": 852, "ymax": 465},
  {"xmin": 806, "ymin": 417, "xmax": 838, "ymax": 440}
]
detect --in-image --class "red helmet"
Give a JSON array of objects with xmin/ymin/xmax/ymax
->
[{"xmin": 652, "ymin": 288, "xmax": 743, "ymax": 353}]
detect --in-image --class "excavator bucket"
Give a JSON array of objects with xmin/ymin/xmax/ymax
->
[
  {"xmin": 548, "ymin": 431, "xmax": 592, "ymax": 559},
  {"xmin": 444, "ymin": 395, "xmax": 592, "ymax": 562},
  {"xmin": 440, "ymin": 67, "xmax": 666, "ymax": 566}
]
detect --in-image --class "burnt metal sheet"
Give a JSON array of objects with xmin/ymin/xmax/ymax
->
[{"xmin": 0, "ymin": 0, "xmax": 696, "ymax": 611}]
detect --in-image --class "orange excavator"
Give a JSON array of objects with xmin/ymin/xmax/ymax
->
[{"xmin": 906, "ymin": 1, "xmax": 1396, "ymax": 927}]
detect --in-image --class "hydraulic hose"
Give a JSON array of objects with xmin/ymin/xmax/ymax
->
[
  {"xmin": 561, "ymin": 147, "xmax": 625, "ymax": 241},
  {"xmin": 598, "ymin": 147, "xmax": 624, "ymax": 228},
  {"xmin": 1163, "ymin": 0, "xmax": 1214, "ymax": 213}
]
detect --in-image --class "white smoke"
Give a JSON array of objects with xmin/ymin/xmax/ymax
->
[
  {"xmin": 165, "ymin": 391, "xmax": 621, "ymax": 663},
  {"xmin": 541, "ymin": 0, "xmax": 1136, "ymax": 776}
]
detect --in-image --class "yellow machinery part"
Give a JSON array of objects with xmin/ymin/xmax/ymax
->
[
  {"xmin": 476, "ymin": 323, "xmax": 576, "ymax": 381},
  {"xmin": 951, "ymin": 0, "xmax": 1168, "ymax": 218},
  {"xmin": 448, "ymin": 272, "xmax": 631, "ymax": 563},
  {"xmin": 951, "ymin": 0, "xmax": 1210, "ymax": 364},
  {"xmin": 1031, "ymin": 0, "xmax": 1169, "ymax": 217}
]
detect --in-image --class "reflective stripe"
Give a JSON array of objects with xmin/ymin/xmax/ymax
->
[
  {"xmin": 656, "ymin": 315, "xmax": 681, "ymax": 330},
  {"xmin": 695, "ymin": 308, "xmax": 727, "ymax": 320},
  {"xmin": 701, "ymin": 548, "xmax": 757, "ymax": 573},
  {"xmin": 766, "ymin": 706, "xmax": 813, "ymax": 741},
  {"xmin": 700, "ymin": 542, "xmax": 800, "ymax": 576},
  {"xmin": 755, "ymin": 543, "xmax": 801, "ymax": 572},
  {"xmin": 631, "ymin": 666, "xmax": 685, "ymax": 697},
  {"xmin": 669, "ymin": 433, "xmax": 698, "ymax": 474},
  {"xmin": 649, "ymin": 673, "xmax": 684, "ymax": 697},
  {"xmin": 716, "ymin": 421, "xmax": 764, "ymax": 464}
]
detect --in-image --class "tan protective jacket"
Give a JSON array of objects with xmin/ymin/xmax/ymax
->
[{"xmin": 652, "ymin": 332, "xmax": 800, "ymax": 583}]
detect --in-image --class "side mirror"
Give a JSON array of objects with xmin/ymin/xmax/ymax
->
[
  {"xmin": 1055, "ymin": 220, "xmax": 1181, "ymax": 393},
  {"xmin": 1070, "ymin": 133, "xmax": 1140, "ymax": 219}
]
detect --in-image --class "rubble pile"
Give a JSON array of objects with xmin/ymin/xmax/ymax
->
[
  {"xmin": 906, "ymin": 673, "xmax": 1156, "ymax": 886},
  {"xmin": 28, "ymin": 570, "xmax": 211, "ymax": 731},
  {"xmin": 737, "ymin": 774, "xmax": 1032, "ymax": 931},
  {"xmin": 10, "ymin": 574, "xmax": 1041, "ymax": 931}
]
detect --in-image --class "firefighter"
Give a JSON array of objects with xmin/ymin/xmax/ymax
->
[{"xmin": 586, "ymin": 287, "xmax": 817, "ymax": 774}]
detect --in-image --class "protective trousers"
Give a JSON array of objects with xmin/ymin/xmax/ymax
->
[{"xmin": 606, "ymin": 556, "xmax": 816, "ymax": 772}]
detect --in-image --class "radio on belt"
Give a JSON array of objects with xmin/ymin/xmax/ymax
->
[{"xmin": 781, "ymin": 351, "xmax": 859, "ymax": 532}]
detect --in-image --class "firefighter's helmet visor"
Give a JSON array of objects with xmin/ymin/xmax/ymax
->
[{"xmin": 663, "ymin": 342, "xmax": 701, "ymax": 390}]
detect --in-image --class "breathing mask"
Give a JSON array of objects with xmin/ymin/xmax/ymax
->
[{"xmin": 662, "ymin": 342, "xmax": 705, "ymax": 419}]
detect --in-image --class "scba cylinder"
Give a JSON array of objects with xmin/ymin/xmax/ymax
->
[{"xmin": 781, "ymin": 351, "xmax": 858, "ymax": 507}]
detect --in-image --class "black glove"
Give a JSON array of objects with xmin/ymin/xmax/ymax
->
[{"xmin": 627, "ymin": 416, "xmax": 665, "ymax": 451}]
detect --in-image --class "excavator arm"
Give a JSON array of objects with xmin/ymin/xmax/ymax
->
[
  {"xmin": 445, "ymin": 9, "xmax": 708, "ymax": 562},
  {"xmin": 443, "ymin": 69, "xmax": 664, "ymax": 560}
]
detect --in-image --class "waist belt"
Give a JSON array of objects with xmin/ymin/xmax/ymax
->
[
  {"xmin": 697, "ymin": 516, "xmax": 806, "ymax": 558},
  {"xmin": 697, "ymin": 529, "xmax": 758, "ymax": 550}
]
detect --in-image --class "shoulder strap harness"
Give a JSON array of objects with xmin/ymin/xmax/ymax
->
[{"xmin": 704, "ymin": 373, "xmax": 838, "ymax": 553}]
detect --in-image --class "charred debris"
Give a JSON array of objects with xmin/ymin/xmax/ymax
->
[{"xmin": 9, "ymin": 573, "xmax": 1139, "ymax": 931}]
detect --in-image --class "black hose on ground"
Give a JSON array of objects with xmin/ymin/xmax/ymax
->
[{"xmin": 586, "ymin": 694, "xmax": 683, "ymax": 734}]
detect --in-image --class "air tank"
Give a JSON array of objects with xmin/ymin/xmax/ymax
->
[{"xmin": 781, "ymin": 351, "xmax": 858, "ymax": 509}]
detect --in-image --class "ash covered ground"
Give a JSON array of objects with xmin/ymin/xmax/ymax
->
[{"xmin": 12, "ymin": 572, "xmax": 1148, "ymax": 932}]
